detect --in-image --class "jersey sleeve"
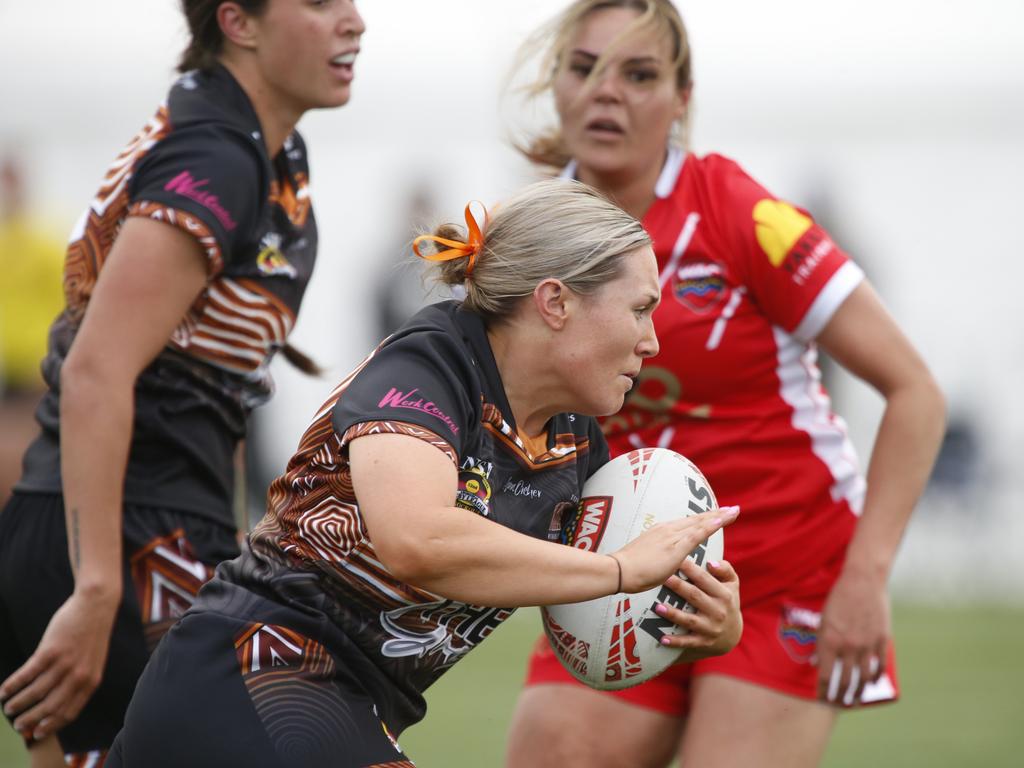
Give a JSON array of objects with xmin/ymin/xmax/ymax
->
[
  {"xmin": 704, "ymin": 155, "xmax": 864, "ymax": 342},
  {"xmin": 127, "ymin": 124, "xmax": 266, "ymax": 277},
  {"xmin": 331, "ymin": 329, "xmax": 478, "ymax": 463}
]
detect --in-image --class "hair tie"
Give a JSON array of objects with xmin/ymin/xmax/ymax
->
[{"xmin": 413, "ymin": 201, "xmax": 486, "ymax": 278}]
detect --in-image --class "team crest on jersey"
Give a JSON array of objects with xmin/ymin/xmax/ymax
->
[
  {"xmin": 456, "ymin": 456, "xmax": 494, "ymax": 516},
  {"xmin": 256, "ymin": 232, "xmax": 297, "ymax": 278},
  {"xmin": 778, "ymin": 604, "xmax": 821, "ymax": 664},
  {"xmin": 671, "ymin": 257, "xmax": 727, "ymax": 313}
]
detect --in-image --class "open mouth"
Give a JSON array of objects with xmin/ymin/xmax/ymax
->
[
  {"xmin": 330, "ymin": 51, "xmax": 358, "ymax": 80},
  {"xmin": 586, "ymin": 118, "xmax": 625, "ymax": 136}
]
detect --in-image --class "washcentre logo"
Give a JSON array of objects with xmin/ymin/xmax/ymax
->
[
  {"xmin": 378, "ymin": 387, "xmax": 459, "ymax": 435},
  {"xmin": 164, "ymin": 170, "xmax": 237, "ymax": 231}
]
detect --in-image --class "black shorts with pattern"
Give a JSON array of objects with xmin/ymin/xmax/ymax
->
[{"xmin": 0, "ymin": 491, "xmax": 239, "ymax": 757}]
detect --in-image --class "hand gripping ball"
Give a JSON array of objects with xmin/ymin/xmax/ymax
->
[{"xmin": 542, "ymin": 448, "xmax": 723, "ymax": 690}]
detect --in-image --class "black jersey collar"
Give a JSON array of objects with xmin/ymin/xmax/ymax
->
[
  {"xmin": 173, "ymin": 64, "xmax": 272, "ymax": 159},
  {"xmin": 453, "ymin": 305, "xmax": 518, "ymax": 433}
]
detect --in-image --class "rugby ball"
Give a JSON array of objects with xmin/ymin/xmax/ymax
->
[{"xmin": 541, "ymin": 448, "xmax": 722, "ymax": 690}]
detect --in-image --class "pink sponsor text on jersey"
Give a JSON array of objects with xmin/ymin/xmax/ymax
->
[
  {"xmin": 378, "ymin": 387, "xmax": 460, "ymax": 435},
  {"xmin": 165, "ymin": 171, "xmax": 238, "ymax": 231}
]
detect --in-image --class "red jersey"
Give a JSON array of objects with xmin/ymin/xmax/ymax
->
[{"xmin": 567, "ymin": 150, "xmax": 866, "ymax": 600}]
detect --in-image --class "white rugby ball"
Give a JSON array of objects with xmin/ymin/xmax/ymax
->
[{"xmin": 541, "ymin": 448, "xmax": 722, "ymax": 690}]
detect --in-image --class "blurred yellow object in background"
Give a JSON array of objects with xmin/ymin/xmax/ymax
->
[{"xmin": 0, "ymin": 157, "xmax": 65, "ymax": 393}]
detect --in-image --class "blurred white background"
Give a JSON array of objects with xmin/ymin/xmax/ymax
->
[{"xmin": 1, "ymin": 0, "xmax": 1021, "ymax": 599}]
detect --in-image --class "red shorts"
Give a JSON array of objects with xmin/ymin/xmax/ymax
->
[{"xmin": 525, "ymin": 558, "xmax": 900, "ymax": 716}]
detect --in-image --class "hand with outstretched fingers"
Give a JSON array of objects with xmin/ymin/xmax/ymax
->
[{"xmin": 611, "ymin": 506, "xmax": 740, "ymax": 595}]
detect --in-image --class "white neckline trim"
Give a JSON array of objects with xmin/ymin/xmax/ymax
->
[
  {"xmin": 654, "ymin": 146, "xmax": 686, "ymax": 198},
  {"xmin": 559, "ymin": 145, "xmax": 686, "ymax": 200}
]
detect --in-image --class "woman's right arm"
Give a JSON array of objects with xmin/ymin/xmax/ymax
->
[
  {"xmin": 0, "ymin": 217, "xmax": 209, "ymax": 741},
  {"xmin": 350, "ymin": 432, "xmax": 737, "ymax": 608}
]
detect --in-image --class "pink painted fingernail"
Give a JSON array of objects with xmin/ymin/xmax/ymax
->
[
  {"xmin": 655, "ymin": 603, "xmax": 668, "ymax": 616},
  {"xmin": 660, "ymin": 636, "xmax": 672, "ymax": 645},
  {"xmin": 709, "ymin": 560, "xmax": 721, "ymax": 568}
]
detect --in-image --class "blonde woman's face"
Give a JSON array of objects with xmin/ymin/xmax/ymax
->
[
  {"xmin": 559, "ymin": 245, "xmax": 661, "ymax": 417},
  {"xmin": 553, "ymin": 7, "xmax": 686, "ymax": 179}
]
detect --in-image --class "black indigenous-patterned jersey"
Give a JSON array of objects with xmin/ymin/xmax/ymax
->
[
  {"xmin": 225, "ymin": 301, "xmax": 609, "ymax": 732},
  {"xmin": 17, "ymin": 64, "xmax": 317, "ymax": 524}
]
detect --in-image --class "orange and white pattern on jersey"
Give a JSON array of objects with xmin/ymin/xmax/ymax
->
[
  {"xmin": 268, "ymin": 418, "xmax": 454, "ymax": 609},
  {"xmin": 235, "ymin": 622, "xmax": 328, "ymax": 676},
  {"xmin": 233, "ymin": 622, "xmax": 358, "ymax": 742},
  {"xmin": 129, "ymin": 527, "xmax": 214, "ymax": 652},
  {"xmin": 482, "ymin": 403, "xmax": 586, "ymax": 471},
  {"xmin": 57, "ymin": 102, "xmax": 289, "ymax": 378},
  {"xmin": 166, "ymin": 276, "xmax": 297, "ymax": 376},
  {"xmin": 63, "ymin": 106, "xmax": 173, "ymax": 320},
  {"xmin": 129, "ymin": 200, "xmax": 223, "ymax": 275},
  {"xmin": 270, "ymin": 170, "xmax": 311, "ymax": 228},
  {"xmin": 251, "ymin": 348, "xmax": 456, "ymax": 612}
]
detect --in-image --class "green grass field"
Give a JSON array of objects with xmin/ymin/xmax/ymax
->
[{"xmin": 2, "ymin": 603, "xmax": 1021, "ymax": 766}]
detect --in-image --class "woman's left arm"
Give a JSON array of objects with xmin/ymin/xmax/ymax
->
[{"xmin": 813, "ymin": 280, "xmax": 945, "ymax": 705}]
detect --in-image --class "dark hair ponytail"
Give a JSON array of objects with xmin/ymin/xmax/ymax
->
[
  {"xmin": 177, "ymin": 0, "xmax": 269, "ymax": 73},
  {"xmin": 281, "ymin": 343, "xmax": 324, "ymax": 377}
]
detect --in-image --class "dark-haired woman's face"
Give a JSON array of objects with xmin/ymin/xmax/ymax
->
[
  {"xmin": 249, "ymin": 0, "xmax": 365, "ymax": 114},
  {"xmin": 554, "ymin": 7, "xmax": 686, "ymax": 180}
]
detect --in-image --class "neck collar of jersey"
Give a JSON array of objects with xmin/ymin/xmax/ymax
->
[
  {"xmin": 560, "ymin": 145, "xmax": 686, "ymax": 200},
  {"xmin": 177, "ymin": 64, "xmax": 285, "ymax": 161},
  {"xmin": 453, "ymin": 305, "xmax": 518, "ymax": 432}
]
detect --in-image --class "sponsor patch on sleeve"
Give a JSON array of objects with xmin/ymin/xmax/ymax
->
[{"xmin": 753, "ymin": 199, "xmax": 813, "ymax": 267}]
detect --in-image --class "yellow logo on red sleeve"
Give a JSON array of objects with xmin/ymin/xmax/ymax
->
[{"xmin": 753, "ymin": 199, "xmax": 813, "ymax": 267}]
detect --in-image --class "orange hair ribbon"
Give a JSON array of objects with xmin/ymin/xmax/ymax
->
[{"xmin": 412, "ymin": 202, "xmax": 486, "ymax": 278}]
